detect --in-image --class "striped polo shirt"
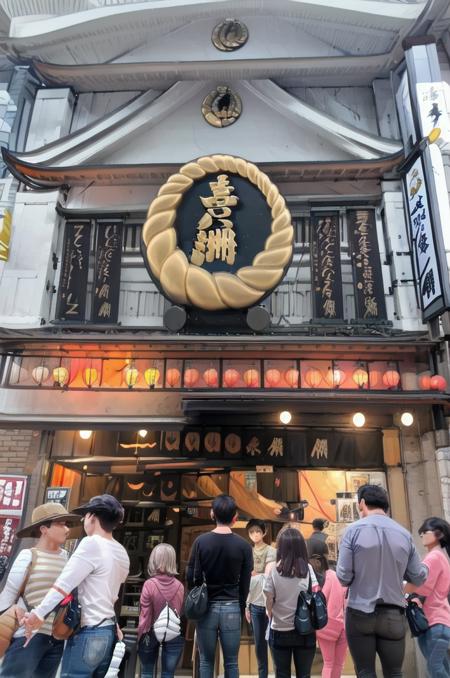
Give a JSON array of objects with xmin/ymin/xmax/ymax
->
[{"xmin": 23, "ymin": 548, "xmax": 68, "ymax": 636}]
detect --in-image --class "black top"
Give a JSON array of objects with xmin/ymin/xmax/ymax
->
[
  {"xmin": 306, "ymin": 531, "xmax": 329, "ymax": 558},
  {"xmin": 186, "ymin": 531, "xmax": 253, "ymax": 609}
]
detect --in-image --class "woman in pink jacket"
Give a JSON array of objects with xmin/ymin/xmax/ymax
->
[{"xmin": 310, "ymin": 554, "xmax": 347, "ymax": 678}]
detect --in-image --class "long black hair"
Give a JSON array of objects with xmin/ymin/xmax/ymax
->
[
  {"xmin": 418, "ymin": 516, "xmax": 450, "ymax": 557},
  {"xmin": 276, "ymin": 527, "xmax": 309, "ymax": 578}
]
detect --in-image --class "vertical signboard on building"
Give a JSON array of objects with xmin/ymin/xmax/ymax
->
[
  {"xmin": 56, "ymin": 221, "xmax": 91, "ymax": 321},
  {"xmin": 91, "ymin": 222, "xmax": 123, "ymax": 323},
  {"xmin": 0, "ymin": 475, "xmax": 28, "ymax": 581},
  {"xmin": 310, "ymin": 213, "xmax": 343, "ymax": 319},
  {"xmin": 348, "ymin": 209, "xmax": 387, "ymax": 320}
]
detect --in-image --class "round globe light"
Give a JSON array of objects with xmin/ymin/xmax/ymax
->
[
  {"xmin": 138, "ymin": 429, "xmax": 148, "ymax": 438},
  {"xmin": 79, "ymin": 430, "xmax": 92, "ymax": 440},
  {"xmin": 400, "ymin": 412, "xmax": 414, "ymax": 427},
  {"xmin": 352, "ymin": 412, "xmax": 365, "ymax": 428},
  {"xmin": 279, "ymin": 410, "xmax": 292, "ymax": 425}
]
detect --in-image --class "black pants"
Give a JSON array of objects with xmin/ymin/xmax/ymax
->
[
  {"xmin": 346, "ymin": 606, "xmax": 407, "ymax": 678},
  {"xmin": 269, "ymin": 629, "xmax": 316, "ymax": 678}
]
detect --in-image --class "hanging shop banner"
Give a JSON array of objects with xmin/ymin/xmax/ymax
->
[
  {"xmin": 416, "ymin": 82, "xmax": 450, "ymax": 152},
  {"xmin": 0, "ymin": 475, "xmax": 28, "ymax": 581},
  {"xmin": 92, "ymin": 222, "xmax": 123, "ymax": 323},
  {"xmin": 311, "ymin": 213, "xmax": 343, "ymax": 319},
  {"xmin": 404, "ymin": 156, "xmax": 447, "ymax": 319},
  {"xmin": 348, "ymin": 209, "xmax": 387, "ymax": 320},
  {"xmin": 56, "ymin": 221, "xmax": 91, "ymax": 321},
  {"xmin": 45, "ymin": 487, "xmax": 71, "ymax": 509}
]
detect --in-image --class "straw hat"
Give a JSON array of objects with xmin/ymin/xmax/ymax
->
[{"xmin": 16, "ymin": 502, "xmax": 80, "ymax": 538}]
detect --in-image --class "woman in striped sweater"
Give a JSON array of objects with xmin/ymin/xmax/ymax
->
[{"xmin": 0, "ymin": 502, "xmax": 79, "ymax": 678}]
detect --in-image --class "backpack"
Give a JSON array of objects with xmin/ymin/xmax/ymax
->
[{"xmin": 151, "ymin": 581, "xmax": 181, "ymax": 643}]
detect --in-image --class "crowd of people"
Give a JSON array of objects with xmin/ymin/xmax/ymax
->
[{"xmin": 0, "ymin": 485, "xmax": 448, "ymax": 678}]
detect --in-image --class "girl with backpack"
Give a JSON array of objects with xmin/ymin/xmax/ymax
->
[{"xmin": 138, "ymin": 543, "xmax": 184, "ymax": 678}]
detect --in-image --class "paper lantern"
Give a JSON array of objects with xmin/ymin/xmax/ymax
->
[
  {"xmin": 265, "ymin": 369, "xmax": 281, "ymax": 387},
  {"xmin": 382, "ymin": 369, "xmax": 400, "ymax": 389},
  {"xmin": 166, "ymin": 368, "xmax": 181, "ymax": 387},
  {"xmin": 223, "ymin": 368, "xmax": 240, "ymax": 387},
  {"xmin": 430, "ymin": 374, "xmax": 447, "ymax": 392},
  {"xmin": 326, "ymin": 368, "xmax": 345, "ymax": 388},
  {"xmin": 53, "ymin": 366, "xmax": 69, "ymax": 387},
  {"xmin": 369, "ymin": 370, "xmax": 380, "ymax": 388},
  {"xmin": 124, "ymin": 366, "xmax": 139, "ymax": 388},
  {"xmin": 419, "ymin": 374, "xmax": 431, "ymax": 391},
  {"xmin": 32, "ymin": 365, "xmax": 49, "ymax": 385},
  {"xmin": 243, "ymin": 369, "xmax": 259, "ymax": 388},
  {"xmin": 184, "ymin": 368, "xmax": 199, "ymax": 387},
  {"xmin": 352, "ymin": 368, "xmax": 368, "ymax": 389},
  {"xmin": 305, "ymin": 368, "xmax": 322, "ymax": 388},
  {"xmin": 144, "ymin": 368, "xmax": 160, "ymax": 388},
  {"xmin": 284, "ymin": 368, "xmax": 299, "ymax": 388},
  {"xmin": 83, "ymin": 367, "xmax": 98, "ymax": 388},
  {"xmin": 203, "ymin": 368, "xmax": 218, "ymax": 387}
]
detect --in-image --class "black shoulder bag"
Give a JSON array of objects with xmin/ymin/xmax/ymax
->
[
  {"xmin": 294, "ymin": 566, "xmax": 328, "ymax": 635},
  {"xmin": 405, "ymin": 596, "xmax": 429, "ymax": 637},
  {"xmin": 184, "ymin": 543, "xmax": 208, "ymax": 620}
]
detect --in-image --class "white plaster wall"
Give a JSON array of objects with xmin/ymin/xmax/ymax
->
[
  {"xmin": 70, "ymin": 91, "xmax": 142, "ymax": 133},
  {"xmin": 25, "ymin": 88, "xmax": 74, "ymax": 151}
]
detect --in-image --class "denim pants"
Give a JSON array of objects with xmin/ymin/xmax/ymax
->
[
  {"xmin": 196, "ymin": 600, "xmax": 241, "ymax": 678},
  {"xmin": 269, "ymin": 629, "xmax": 316, "ymax": 678},
  {"xmin": 417, "ymin": 623, "xmax": 450, "ymax": 678},
  {"xmin": 250, "ymin": 603, "xmax": 270, "ymax": 678},
  {"xmin": 138, "ymin": 630, "xmax": 184, "ymax": 678},
  {"xmin": 60, "ymin": 624, "xmax": 116, "ymax": 678},
  {"xmin": 0, "ymin": 632, "xmax": 64, "ymax": 678},
  {"xmin": 346, "ymin": 606, "xmax": 406, "ymax": 678}
]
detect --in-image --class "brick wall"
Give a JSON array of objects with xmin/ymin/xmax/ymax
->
[{"xmin": 0, "ymin": 428, "xmax": 40, "ymax": 475}]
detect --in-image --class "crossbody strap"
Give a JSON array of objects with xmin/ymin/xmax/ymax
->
[{"xmin": 19, "ymin": 548, "xmax": 38, "ymax": 610}]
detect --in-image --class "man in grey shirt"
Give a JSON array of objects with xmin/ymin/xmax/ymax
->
[{"xmin": 336, "ymin": 484, "xmax": 428, "ymax": 678}]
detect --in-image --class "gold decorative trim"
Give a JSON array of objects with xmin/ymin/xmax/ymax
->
[{"xmin": 142, "ymin": 155, "xmax": 294, "ymax": 311}]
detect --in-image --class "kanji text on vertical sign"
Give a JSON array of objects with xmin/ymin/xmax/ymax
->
[
  {"xmin": 311, "ymin": 212, "xmax": 343, "ymax": 319},
  {"xmin": 92, "ymin": 222, "xmax": 123, "ymax": 323},
  {"xmin": 56, "ymin": 221, "xmax": 91, "ymax": 321}
]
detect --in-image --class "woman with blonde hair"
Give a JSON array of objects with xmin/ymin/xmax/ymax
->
[{"xmin": 138, "ymin": 543, "xmax": 184, "ymax": 678}]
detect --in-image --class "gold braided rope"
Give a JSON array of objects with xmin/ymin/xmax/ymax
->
[{"xmin": 142, "ymin": 154, "xmax": 294, "ymax": 311}]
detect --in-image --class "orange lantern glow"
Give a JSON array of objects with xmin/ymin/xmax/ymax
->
[
  {"xmin": 326, "ymin": 368, "xmax": 345, "ymax": 388},
  {"xmin": 369, "ymin": 370, "xmax": 380, "ymax": 388},
  {"xmin": 83, "ymin": 367, "xmax": 98, "ymax": 388},
  {"xmin": 223, "ymin": 368, "xmax": 240, "ymax": 387},
  {"xmin": 382, "ymin": 369, "xmax": 400, "ymax": 389},
  {"xmin": 184, "ymin": 368, "xmax": 199, "ymax": 387},
  {"xmin": 352, "ymin": 368, "xmax": 369, "ymax": 389},
  {"xmin": 32, "ymin": 365, "xmax": 49, "ymax": 385},
  {"xmin": 144, "ymin": 368, "xmax": 160, "ymax": 388},
  {"xmin": 305, "ymin": 368, "xmax": 322, "ymax": 388},
  {"xmin": 265, "ymin": 369, "xmax": 281, "ymax": 387},
  {"xmin": 419, "ymin": 374, "xmax": 431, "ymax": 390},
  {"xmin": 243, "ymin": 369, "xmax": 259, "ymax": 388},
  {"xmin": 203, "ymin": 368, "xmax": 218, "ymax": 387},
  {"xmin": 166, "ymin": 368, "xmax": 181, "ymax": 387},
  {"xmin": 53, "ymin": 366, "xmax": 69, "ymax": 388},
  {"xmin": 284, "ymin": 368, "xmax": 299, "ymax": 388},
  {"xmin": 124, "ymin": 366, "xmax": 139, "ymax": 388},
  {"xmin": 430, "ymin": 374, "xmax": 447, "ymax": 392}
]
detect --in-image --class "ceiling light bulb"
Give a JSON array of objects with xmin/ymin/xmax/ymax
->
[
  {"xmin": 352, "ymin": 412, "xmax": 365, "ymax": 428},
  {"xmin": 138, "ymin": 429, "xmax": 148, "ymax": 438},
  {"xmin": 279, "ymin": 410, "xmax": 292, "ymax": 424},
  {"xmin": 79, "ymin": 430, "xmax": 92, "ymax": 440},
  {"xmin": 400, "ymin": 412, "xmax": 414, "ymax": 427}
]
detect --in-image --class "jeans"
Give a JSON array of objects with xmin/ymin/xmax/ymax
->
[
  {"xmin": 138, "ymin": 630, "xmax": 184, "ymax": 678},
  {"xmin": 346, "ymin": 606, "xmax": 406, "ymax": 678},
  {"xmin": 318, "ymin": 630, "xmax": 348, "ymax": 678},
  {"xmin": 250, "ymin": 604, "xmax": 270, "ymax": 678},
  {"xmin": 0, "ymin": 632, "xmax": 63, "ymax": 678},
  {"xmin": 269, "ymin": 629, "xmax": 316, "ymax": 678},
  {"xmin": 196, "ymin": 600, "xmax": 241, "ymax": 678},
  {"xmin": 61, "ymin": 625, "xmax": 116, "ymax": 678},
  {"xmin": 417, "ymin": 623, "xmax": 450, "ymax": 678}
]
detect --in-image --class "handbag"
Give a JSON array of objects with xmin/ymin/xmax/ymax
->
[
  {"xmin": 405, "ymin": 598, "xmax": 429, "ymax": 637},
  {"xmin": 0, "ymin": 548, "xmax": 37, "ymax": 658},
  {"xmin": 294, "ymin": 566, "xmax": 328, "ymax": 635},
  {"xmin": 184, "ymin": 543, "xmax": 208, "ymax": 621},
  {"xmin": 52, "ymin": 589, "xmax": 81, "ymax": 640}
]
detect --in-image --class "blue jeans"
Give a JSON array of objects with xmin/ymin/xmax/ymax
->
[
  {"xmin": 0, "ymin": 633, "xmax": 63, "ymax": 678},
  {"xmin": 417, "ymin": 624, "xmax": 450, "ymax": 678},
  {"xmin": 61, "ymin": 625, "xmax": 116, "ymax": 678},
  {"xmin": 138, "ymin": 630, "xmax": 184, "ymax": 678},
  {"xmin": 250, "ymin": 604, "xmax": 270, "ymax": 678},
  {"xmin": 196, "ymin": 600, "xmax": 241, "ymax": 678}
]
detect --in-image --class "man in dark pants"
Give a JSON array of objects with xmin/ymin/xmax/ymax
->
[{"xmin": 336, "ymin": 484, "xmax": 428, "ymax": 678}]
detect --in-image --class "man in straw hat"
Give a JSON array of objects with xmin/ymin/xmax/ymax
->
[
  {"xmin": 22, "ymin": 494, "xmax": 129, "ymax": 678},
  {"xmin": 0, "ymin": 502, "xmax": 79, "ymax": 678}
]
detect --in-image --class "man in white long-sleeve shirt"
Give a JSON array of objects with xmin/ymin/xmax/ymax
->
[{"xmin": 23, "ymin": 494, "xmax": 130, "ymax": 678}]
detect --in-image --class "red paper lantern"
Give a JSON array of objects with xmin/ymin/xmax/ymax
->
[
  {"xmin": 166, "ymin": 367, "xmax": 181, "ymax": 387},
  {"xmin": 382, "ymin": 369, "xmax": 400, "ymax": 389},
  {"xmin": 305, "ymin": 368, "xmax": 322, "ymax": 388},
  {"xmin": 430, "ymin": 374, "xmax": 447, "ymax": 392},
  {"xmin": 326, "ymin": 368, "xmax": 345, "ymax": 388},
  {"xmin": 223, "ymin": 368, "xmax": 240, "ymax": 388},
  {"xmin": 284, "ymin": 368, "xmax": 299, "ymax": 388},
  {"xmin": 203, "ymin": 368, "xmax": 218, "ymax": 387},
  {"xmin": 352, "ymin": 368, "xmax": 369, "ymax": 389},
  {"xmin": 265, "ymin": 368, "xmax": 281, "ymax": 387},
  {"xmin": 243, "ymin": 369, "xmax": 259, "ymax": 388},
  {"xmin": 419, "ymin": 375, "xmax": 431, "ymax": 390},
  {"xmin": 184, "ymin": 368, "xmax": 199, "ymax": 387}
]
